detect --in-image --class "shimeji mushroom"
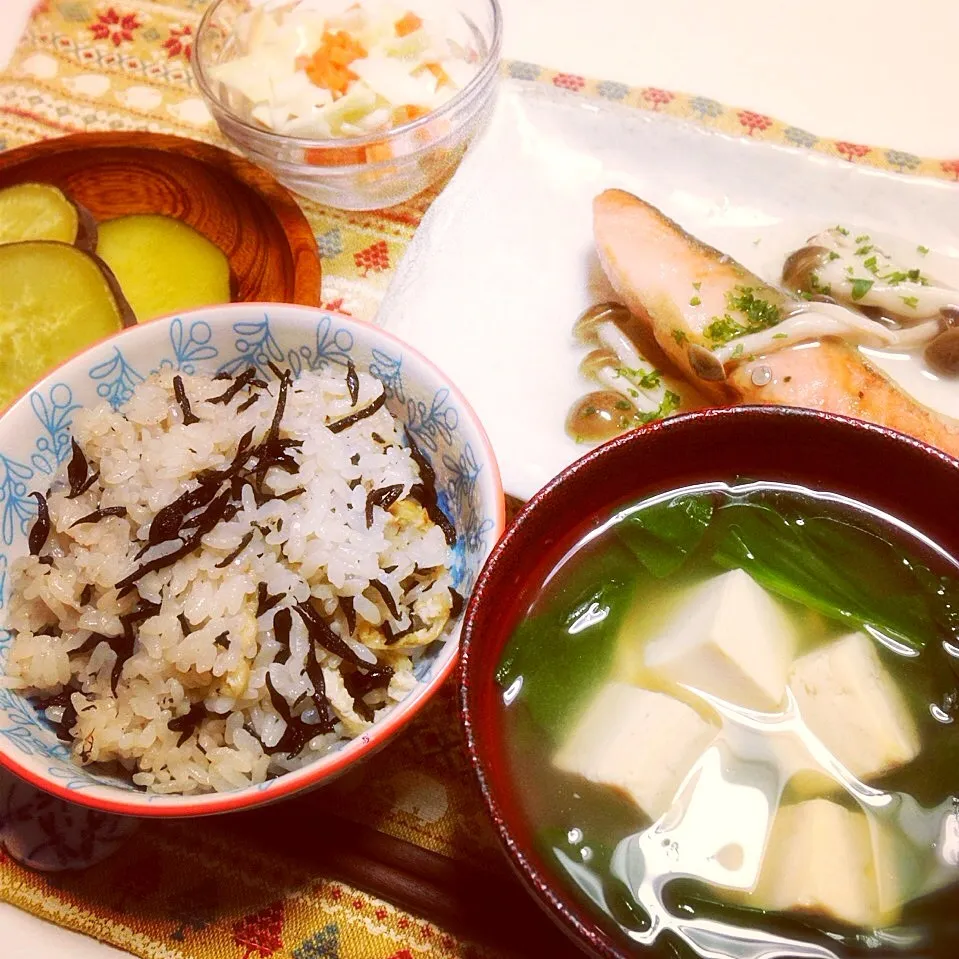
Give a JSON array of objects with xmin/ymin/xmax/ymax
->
[
  {"xmin": 783, "ymin": 228, "xmax": 959, "ymax": 324},
  {"xmin": 710, "ymin": 304, "xmax": 945, "ymax": 368},
  {"xmin": 568, "ymin": 302, "xmax": 675, "ymax": 443}
]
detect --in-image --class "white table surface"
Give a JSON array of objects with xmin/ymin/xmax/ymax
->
[{"xmin": 1, "ymin": 0, "xmax": 958, "ymax": 955}]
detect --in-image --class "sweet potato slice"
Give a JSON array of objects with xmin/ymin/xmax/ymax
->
[
  {"xmin": 95, "ymin": 214, "xmax": 232, "ymax": 322},
  {"xmin": 0, "ymin": 182, "xmax": 97, "ymax": 250},
  {"xmin": 0, "ymin": 242, "xmax": 130, "ymax": 408}
]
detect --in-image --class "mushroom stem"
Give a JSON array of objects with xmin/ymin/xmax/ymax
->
[
  {"xmin": 585, "ymin": 321, "xmax": 667, "ymax": 409},
  {"xmin": 592, "ymin": 364, "xmax": 662, "ymax": 415},
  {"xmin": 712, "ymin": 303, "xmax": 941, "ymax": 365},
  {"xmin": 595, "ymin": 320, "xmax": 645, "ymax": 372}
]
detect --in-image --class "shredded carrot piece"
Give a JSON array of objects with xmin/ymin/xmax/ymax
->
[
  {"xmin": 303, "ymin": 30, "xmax": 367, "ymax": 97},
  {"xmin": 425, "ymin": 61, "xmax": 450, "ymax": 87},
  {"xmin": 391, "ymin": 104, "xmax": 431, "ymax": 125},
  {"xmin": 366, "ymin": 142, "xmax": 393, "ymax": 163},
  {"xmin": 395, "ymin": 11, "xmax": 423, "ymax": 37}
]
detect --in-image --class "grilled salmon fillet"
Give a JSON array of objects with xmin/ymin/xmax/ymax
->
[{"xmin": 593, "ymin": 189, "xmax": 959, "ymax": 459}]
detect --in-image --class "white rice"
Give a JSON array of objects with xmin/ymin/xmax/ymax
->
[{"xmin": 4, "ymin": 367, "xmax": 456, "ymax": 794}]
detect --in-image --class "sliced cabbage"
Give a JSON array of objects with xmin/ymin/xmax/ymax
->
[
  {"xmin": 212, "ymin": 0, "xmax": 479, "ymax": 141},
  {"xmin": 350, "ymin": 54, "xmax": 439, "ymax": 108}
]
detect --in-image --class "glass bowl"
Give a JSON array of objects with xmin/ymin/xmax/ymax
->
[{"xmin": 194, "ymin": 0, "xmax": 502, "ymax": 210}]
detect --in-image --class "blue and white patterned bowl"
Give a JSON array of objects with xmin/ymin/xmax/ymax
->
[{"xmin": 0, "ymin": 303, "xmax": 505, "ymax": 817}]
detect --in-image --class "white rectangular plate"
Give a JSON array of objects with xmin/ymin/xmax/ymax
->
[{"xmin": 378, "ymin": 80, "xmax": 959, "ymax": 500}]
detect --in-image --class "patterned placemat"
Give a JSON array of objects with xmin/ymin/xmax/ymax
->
[
  {"xmin": 0, "ymin": 684, "xmax": 523, "ymax": 959},
  {"xmin": 1, "ymin": 2, "xmax": 956, "ymax": 957}
]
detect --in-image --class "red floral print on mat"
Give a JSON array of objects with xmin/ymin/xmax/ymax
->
[
  {"xmin": 553, "ymin": 73, "xmax": 585, "ymax": 91},
  {"xmin": 642, "ymin": 88, "xmax": 675, "ymax": 110},
  {"xmin": 738, "ymin": 110, "xmax": 772, "ymax": 135},
  {"xmin": 941, "ymin": 159, "xmax": 959, "ymax": 180},
  {"xmin": 321, "ymin": 297, "xmax": 351, "ymax": 314},
  {"xmin": 90, "ymin": 8, "xmax": 140, "ymax": 46},
  {"xmin": 354, "ymin": 240, "xmax": 390, "ymax": 276},
  {"xmin": 232, "ymin": 901, "xmax": 285, "ymax": 959},
  {"xmin": 164, "ymin": 24, "xmax": 192, "ymax": 60},
  {"xmin": 836, "ymin": 141, "xmax": 871, "ymax": 162}
]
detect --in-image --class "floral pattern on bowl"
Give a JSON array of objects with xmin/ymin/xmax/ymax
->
[
  {"xmin": 0, "ymin": 770, "xmax": 137, "ymax": 871},
  {"xmin": 0, "ymin": 304, "xmax": 504, "ymax": 818}
]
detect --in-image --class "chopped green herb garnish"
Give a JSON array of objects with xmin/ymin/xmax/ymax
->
[
  {"xmin": 827, "ymin": 251, "xmax": 840, "ymax": 261},
  {"xmin": 615, "ymin": 399, "xmax": 631, "ymax": 411},
  {"xmin": 616, "ymin": 367, "xmax": 661, "ymax": 390},
  {"xmin": 731, "ymin": 343, "xmax": 745, "ymax": 359},
  {"xmin": 850, "ymin": 278, "xmax": 874, "ymax": 301},
  {"xmin": 702, "ymin": 286, "xmax": 783, "ymax": 346},
  {"xmin": 692, "ymin": 281, "xmax": 702, "ymax": 291},
  {"xmin": 638, "ymin": 390, "xmax": 681, "ymax": 425},
  {"xmin": 855, "ymin": 234, "xmax": 869, "ymax": 243},
  {"xmin": 845, "ymin": 266, "xmax": 855, "ymax": 276},
  {"xmin": 863, "ymin": 255, "xmax": 879, "ymax": 275},
  {"xmin": 856, "ymin": 244, "xmax": 873, "ymax": 256},
  {"xmin": 882, "ymin": 268, "xmax": 926, "ymax": 286},
  {"xmin": 628, "ymin": 388, "xmax": 639, "ymax": 398},
  {"xmin": 702, "ymin": 316, "xmax": 741, "ymax": 344},
  {"xmin": 773, "ymin": 332, "xmax": 788, "ymax": 339},
  {"xmin": 900, "ymin": 295, "xmax": 920, "ymax": 309},
  {"xmin": 690, "ymin": 296, "xmax": 702, "ymax": 306},
  {"xmin": 834, "ymin": 225, "xmax": 850, "ymax": 236},
  {"xmin": 671, "ymin": 329, "xmax": 688, "ymax": 345},
  {"xmin": 918, "ymin": 245, "xmax": 930, "ymax": 256}
]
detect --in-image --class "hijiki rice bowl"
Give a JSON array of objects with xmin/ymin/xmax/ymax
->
[{"xmin": 0, "ymin": 303, "xmax": 504, "ymax": 816}]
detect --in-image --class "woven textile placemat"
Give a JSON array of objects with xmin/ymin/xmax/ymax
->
[{"xmin": 1, "ymin": 2, "xmax": 956, "ymax": 957}]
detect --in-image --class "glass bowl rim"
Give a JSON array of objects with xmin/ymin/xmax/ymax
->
[{"xmin": 193, "ymin": 0, "xmax": 504, "ymax": 151}]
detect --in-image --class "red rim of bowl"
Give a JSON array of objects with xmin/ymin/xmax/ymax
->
[
  {"xmin": 0, "ymin": 302, "xmax": 506, "ymax": 817},
  {"xmin": 459, "ymin": 404, "xmax": 959, "ymax": 958}
]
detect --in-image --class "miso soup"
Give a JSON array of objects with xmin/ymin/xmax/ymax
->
[{"xmin": 496, "ymin": 480, "xmax": 959, "ymax": 958}]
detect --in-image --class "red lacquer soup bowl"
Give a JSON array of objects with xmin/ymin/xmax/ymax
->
[{"xmin": 459, "ymin": 406, "xmax": 959, "ymax": 959}]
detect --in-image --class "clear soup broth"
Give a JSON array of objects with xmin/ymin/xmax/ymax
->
[{"xmin": 496, "ymin": 481, "xmax": 959, "ymax": 959}]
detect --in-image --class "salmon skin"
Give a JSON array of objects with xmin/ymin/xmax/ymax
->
[{"xmin": 593, "ymin": 189, "xmax": 959, "ymax": 459}]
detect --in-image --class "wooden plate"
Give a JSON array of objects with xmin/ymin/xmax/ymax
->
[{"xmin": 0, "ymin": 132, "xmax": 321, "ymax": 308}]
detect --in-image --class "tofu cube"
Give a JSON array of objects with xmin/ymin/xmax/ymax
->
[
  {"xmin": 870, "ymin": 817, "xmax": 917, "ymax": 921},
  {"xmin": 554, "ymin": 682, "xmax": 717, "ymax": 821},
  {"xmin": 789, "ymin": 631, "xmax": 920, "ymax": 780},
  {"xmin": 752, "ymin": 798, "xmax": 878, "ymax": 927},
  {"xmin": 643, "ymin": 569, "xmax": 796, "ymax": 712},
  {"xmin": 653, "ymin": 739, "xmax": 774, "ymax": 892}
]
